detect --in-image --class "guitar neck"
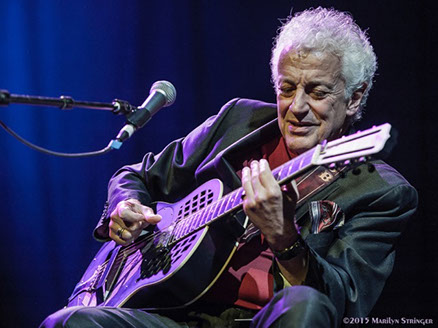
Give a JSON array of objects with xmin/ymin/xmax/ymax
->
[{"xmin": 171, "ymin": 147, "xmax": 318, "ymax": 242}]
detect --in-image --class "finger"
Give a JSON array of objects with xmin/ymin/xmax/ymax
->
[
  {"xmin": 249, "ymin": 160, "xmax": 263, "ymax": 191},
  {"xmin": 109, "ymin": 219, "xmax": 133, "ymax": 245},
  {"xmin": 258, "ymin": 159, "xmax": 283, "ymax": 200},
  {"xmin": 140, "ymin": 206, "xmax": 162, "ymax": 225},
  {"xmin": 116, "ymin": 203, "xmax": 145, "ymax": 223},
  {"xmin": 110, "ymin": 206, "xmax": 140, "ymax": 232},
  {"xmin": 281, "ymin": 179, "xmax": 299, "ymax": 202},
  {"xmin": 122, "ymin": 201, "xmax": 162, "ymax": 226},
  {"xmin": 241, "ymin": 166, "xmax": 255, "ymax": 200},
  {"xmin": 258, "ymin": 159, "xmax": 278, "ymax": 187},
  {"xmin": 242, "ymin": 165, "xmax": 260, "ymax": 213}
]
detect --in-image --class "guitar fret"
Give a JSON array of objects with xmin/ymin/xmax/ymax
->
[
  {"xmin": 172, "ymin": 222, "xmax": 183, "ymax": 240},
  {"xmin": 284, "ymin": 160, "xmax": 296, "ymax": 180},
  {"xmin": 286, "ymin": 160, "xmax": 295, "ymax": 177},
  {"xmin": 273, "ymin": 164, "xmax": 284, "ymax": 181},
  {"xmin": 224, "ymin": 193, "xmax": 234, "ymax": 212},
  {"xmin": 200, "ymin": 206, "xmax": 209, "ymax": 224},
  {"xmin": 303, "ymin": 150, "xmax": 314, "ymax": 169},
  {"xmin": 200, "ymin": 202, "xmax": 216, "ymax": 227},
  {"xmin": 299, "ymin": 155, "xmax": 305, "ymax": 170},
  {"xmin": 225, "ymin": 189, "xmax": 241, "ymax": 212},
  {"xmin": 172, "ymin": 220, "xmax": 181, "ymax": 239},
  {"xmin": 177, "ymin": 219, "xmax": 187, "ymax": 239},
  {"xmin": 208, "ymin": 198, "xmax": 223, "ymax": 223},
  {"xmin": 216, "ymin": 194, "xmax": 231, "ymax": 218},
  {"xmin": 291, "ymin": 155, "xmax": 304, "ymax": 176},
  {"xmin": 278, "ymin": 162, "xmax": 287, "ymax": 180},
  {"xmin": 185, "ymin": 216, "xmax": 196, "ymax": 236},
  {"xmin": 191, "ymin": 211, "xmax": 203, "ymax": 231},
  {"xmin": 234, "ymin": 189, "xmax": 244, "ymax": 208},
  {"xmin": 179, "ymin": 217, "xmax": 191, "ymax": 238}
]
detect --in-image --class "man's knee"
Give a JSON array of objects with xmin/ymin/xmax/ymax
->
[
  {"xmin": 276, "ymin": 285, "xmax": 333, "ymax": 307},
  {"xmin": 39, "ymin": 306, "xmax": 93, "ymax": 328},
  {"xmin": 252, "ymin": 286, "xmax": 339, "ymax": 328}
]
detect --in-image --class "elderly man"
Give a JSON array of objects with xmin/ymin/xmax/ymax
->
[{"xmin": 41, "ymin": 7, "xmax": 417, "ymax": 328}]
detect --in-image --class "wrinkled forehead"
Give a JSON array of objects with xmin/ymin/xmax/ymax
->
[{"xmin": 276, "ymin": 46, "xmax": 343, "ymax": 79}]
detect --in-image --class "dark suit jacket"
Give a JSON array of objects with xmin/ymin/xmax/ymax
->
[{"xmin": 95, "ymin": 98, "xmax": 418, "ymax": 318}]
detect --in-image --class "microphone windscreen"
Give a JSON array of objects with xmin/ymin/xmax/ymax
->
[{"xmin": 150, "ymin": 80, "xmax": 176, "ymax": 107}]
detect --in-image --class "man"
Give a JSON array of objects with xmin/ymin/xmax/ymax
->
[{"xmin": 41, "ymin": 7, "xmax": 417, "ymax": 328}]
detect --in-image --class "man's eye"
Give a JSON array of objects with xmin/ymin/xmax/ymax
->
[
  {"xmin": 279, "ymin": 87, "xmax": 295, "ymax": 95},
  {"xmin": 311, "ymin": 90, "xmax": 328, "ymax": 99}
]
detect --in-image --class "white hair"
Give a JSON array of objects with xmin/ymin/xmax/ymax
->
[{"xmin": 271, "ymin": 7, "xmax": 377, "ymax": 121}]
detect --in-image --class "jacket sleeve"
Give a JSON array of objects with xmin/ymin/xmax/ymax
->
[
  {"xmin": 308, "ymin": 164, "xmax": 417, "ymax": 317},
  {"xmin": 93, "ymin": 98, "xmax": 277, "ymax": 240},
  {"xmin": 277, "ymin": 162, "xmax": 418, "ymax": 318}
]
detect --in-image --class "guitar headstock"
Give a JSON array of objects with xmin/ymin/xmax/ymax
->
[{"xmin": 313, "ymin": 123, "xmax": 394, "ymax": 167}]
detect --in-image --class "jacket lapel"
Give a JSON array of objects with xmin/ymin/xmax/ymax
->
[{"xmin": 198, "ymin": 118, "xmax": 280, "ymax": 192}]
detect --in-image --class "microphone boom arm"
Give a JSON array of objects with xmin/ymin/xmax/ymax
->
[{"xmin": 0, "ymin": 89, "xmax": 136, "ymax": 115}]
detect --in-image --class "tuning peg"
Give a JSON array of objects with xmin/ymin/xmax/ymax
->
[{"xmin": 343, "ymin": 159, "xmax": 351, "ymax": 167}]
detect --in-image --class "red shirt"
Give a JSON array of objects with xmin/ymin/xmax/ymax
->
[{"xmin": 203, "ymin": 135, "xmax": 294, "ymax": 310}]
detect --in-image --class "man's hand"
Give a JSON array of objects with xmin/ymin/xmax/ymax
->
[
  {"xmin": 241, "ymin": 159, "xmax": 298, "ymax": 251},
  {"xmin": 109, "ymin": 199, "xmax": 162, "ymax": 245},
  {"xmin": 242, "ymin": 159, "xmax": 308, "ymax": 285}
]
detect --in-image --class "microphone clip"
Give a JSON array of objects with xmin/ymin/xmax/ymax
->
[{"xmin": 112, "ymin": 99, "xmax": 137, "ymax": 116}]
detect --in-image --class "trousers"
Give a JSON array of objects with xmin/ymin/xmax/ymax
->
[{"xmin": 40, "ymin": 286, "xmax": 339, "ymax": 328}]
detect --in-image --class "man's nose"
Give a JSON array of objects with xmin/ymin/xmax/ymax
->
[{"xmin": 289, "ymin": 89, "xmax": 309, "ymax": 117}]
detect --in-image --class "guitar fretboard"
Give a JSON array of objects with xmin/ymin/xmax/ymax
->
[{"xmin": 170, "ymin": 147, "xmax": 316, "ymax": 242}]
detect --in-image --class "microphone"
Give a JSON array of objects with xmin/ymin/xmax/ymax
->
[{"xmin": 115, "ymin": 81, "xmax": 176, "ymax": 143}]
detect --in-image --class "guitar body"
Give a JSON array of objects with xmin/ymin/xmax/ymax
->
[
  {"xmin": 67, "ymin": 179, "xmax": 248, "ymax": 309},
  {"xmin": 67, "ymin": 123, "xmax": 392, "ymax": 310}
]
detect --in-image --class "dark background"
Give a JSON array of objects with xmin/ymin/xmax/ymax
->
[{"xmin": 0, "ymin": 1, "xmax": 436, "ymax": 327}]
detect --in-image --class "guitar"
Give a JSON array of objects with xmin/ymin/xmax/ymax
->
[{"xmin": 67, "ymin": 123, "xmax": 392, "ymax": 310}]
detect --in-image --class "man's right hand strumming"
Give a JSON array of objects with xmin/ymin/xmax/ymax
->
[{"xmin": 109, "ymin": 199, "xmax": 162, "ymax": 245}]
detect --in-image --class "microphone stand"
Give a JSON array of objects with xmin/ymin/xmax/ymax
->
[
  {"xmin": 0, "ymin": 89, "xmax": 135, "ymax": 115},
  {"xmin": 0, "ymin": 89, "xmax": 138, "ymax": 157}
]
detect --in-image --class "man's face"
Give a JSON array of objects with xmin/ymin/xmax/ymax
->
[{"xmin": 276, "ymin": 49, "xmax": 358, "ymax": 155}]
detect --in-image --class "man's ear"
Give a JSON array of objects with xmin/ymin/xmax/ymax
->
[{"xmin": 346, "ymin": 83, "xmax": 367, "ymax": 117}]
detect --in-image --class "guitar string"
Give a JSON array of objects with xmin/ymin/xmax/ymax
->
[
  {"xmin": 96, "ymin": 200, "xmax": 215, "ymax": 269},
  {"xmin": 97, "ymin": 167, "xmax": 296, "ymax": 274},
  {"xmin": 95, "ymin": 163, "xmax": 291, "ymax": 272},
  {"xmin": 94, "ymin": 173, "xmax": 280, "ymax": 272},
  {"xmin": 95, "ymin": 187, "xmax": 247, "ymax": 272}
]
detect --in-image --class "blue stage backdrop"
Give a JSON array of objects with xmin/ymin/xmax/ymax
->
[{"xmin": 0, "ymin": 1, "xmax": 436, "ymax": 326}]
